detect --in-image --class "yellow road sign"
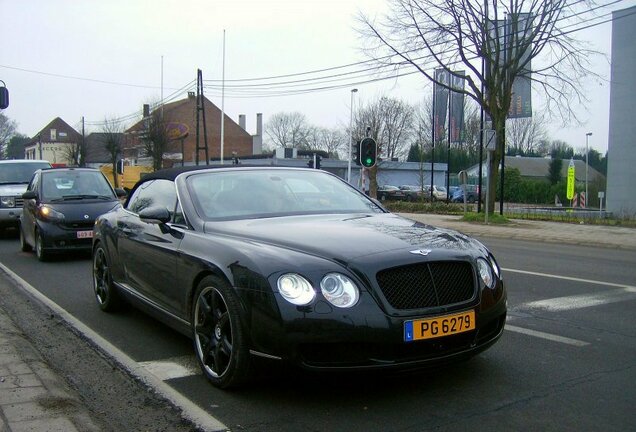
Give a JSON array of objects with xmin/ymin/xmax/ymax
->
[{"xmin": 566, "ymin": 159, "xmax": 575, "ymax": 200}]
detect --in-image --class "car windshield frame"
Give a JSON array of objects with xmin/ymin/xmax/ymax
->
[{"xmin": 185, "ymin": 169, "xmax": 384, "ymax": 221}]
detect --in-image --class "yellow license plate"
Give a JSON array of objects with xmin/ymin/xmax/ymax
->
[{"xmin": 404, "ymin": 310, "xmax": 475, "ymax": 342}]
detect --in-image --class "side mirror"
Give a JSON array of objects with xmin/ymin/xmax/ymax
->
[
  {"xmin": 138, "ymin": 206, "xmax": 171, "ymax": 224},
  {"xmin": 22, "ymin": 191, "xmax": 37, "ymax": 200},
  {"xmin": 114, "ymin": 188, "xmax": 127, "ymax": 198}
]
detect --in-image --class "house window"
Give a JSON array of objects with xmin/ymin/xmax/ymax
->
[
  {"xmin": 50, "ymin": 129, "xmax": 57, "ymax": 141},
  {"xmin": 59, "ymin": 132, "xmax": 67, "ymax": 138}
]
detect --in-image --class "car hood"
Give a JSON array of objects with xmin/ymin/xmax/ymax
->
[
  {"xmin": 204, "ymin": 213, "xmax": 485, "ymax": 263},
  {"xmin": 0, "ymin": 183, "xmax": 28, "ymax": 196},
  {"xmin": 47, "ymin": 200, "xmax": 120, "ymax": 222}
]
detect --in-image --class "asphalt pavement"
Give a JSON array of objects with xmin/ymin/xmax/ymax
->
[{"xmin": 1, "ymin": 214, "xmax": 634, "ymax": 431}]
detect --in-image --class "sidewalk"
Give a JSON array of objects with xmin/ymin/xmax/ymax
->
[
  {"xmin": 399, "ymin": 213, "xmax": 636, "ymax": 250},
  {"xmin": 0, "ymin": 306, "xmax": 104, "ymax": 432}
]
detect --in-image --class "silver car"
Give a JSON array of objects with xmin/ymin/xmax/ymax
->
[{"xmin": 0, "ymin": 160, "xmax": 52, "ymax": 230}]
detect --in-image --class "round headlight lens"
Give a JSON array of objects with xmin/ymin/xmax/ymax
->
[
  {"xmin": 320, "ymin": 273, "xmax": 359, "ymax": 308},
  {"xmin": 477, "ymin": 258, "xmax": 494, "ymax": 289},
  {"xmin": 1, "ymin": 196, "xmax": 16, "ymax": 208},
  {"xmin": 277, "ymin": 273, "xmax": 315, "ymax": 305}
]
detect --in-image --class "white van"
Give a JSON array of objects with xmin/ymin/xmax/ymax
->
[{"xmin": 0, "ymin": 160, "xmax": 52, "ymax": 230}]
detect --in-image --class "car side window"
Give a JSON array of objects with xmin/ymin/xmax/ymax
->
[
  {"xmin": 27, "ymin": 173, "xmax": 39, "ymax": 193},
  {"xmin": 127, "ymin": 179, "xmax": 179, "ymax": 221}
]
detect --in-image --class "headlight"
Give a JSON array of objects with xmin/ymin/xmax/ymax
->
[
  {"xmin": 477, "ymin": 258, "xmax": 495, "ymax": 289},
  {"xmin": 320, "ymin": 273, "xmax": 359, "ymax": 308},
  {"xmin": 38, "ymin": 206, "xmax": 65, "ymax": 222},
  {"xmin": 0, "ymin": 196, "xmax": 16, "ymax": 208},
  {"xmin": 277, "ymin": 273, "xmax": 315, "ymax": 305}
]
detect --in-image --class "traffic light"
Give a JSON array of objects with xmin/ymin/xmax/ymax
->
[
  {"xmin": 353, "ymin": 140, "xmax": 361, "ymax": 166},
  {"xmin": 359, "ymin": 138, "xmax": 377, "ymax": 168},
  {"xmin": 0, "ymin": 85, "xmax": 8, "ymax": 109}
]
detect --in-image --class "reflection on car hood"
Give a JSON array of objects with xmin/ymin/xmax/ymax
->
[
  {"xmin": 204, "ymin": 213, "xmax": 484, "ymax": 262},
  {"xmin": 47, "ymin": 200, "xmax": 120, "ymax": 222}
]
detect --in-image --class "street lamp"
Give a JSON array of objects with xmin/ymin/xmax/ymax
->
[
  {"xmin": 585, "ymin": 132, "xmax": 592, "ymax": 206},
  {"xmin": 347, "ymin": 88, "xmax": 358, "ymax": 184}
]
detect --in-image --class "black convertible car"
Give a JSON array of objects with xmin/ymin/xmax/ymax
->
[{"xmin": 92, "ymin": 166, "xmax": 506, "ymax": 388}]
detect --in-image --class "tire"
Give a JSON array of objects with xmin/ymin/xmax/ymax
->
[
  {"xmin": 93, "ymin": 243, "xmax": 121, "ymax": 312},
  {"xmin": 19, "ymin": 225, "xmax": 32, "ymax": 252},
  {"xmin": 192, "ymin": 275, "xmax": 251, "ymax": 389},
  {"xmin": 35, "ymin": 230, "xmax": 48, "ymax": 261}
]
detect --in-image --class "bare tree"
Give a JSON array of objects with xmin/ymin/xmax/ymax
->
[
  {"xmin": 265, "ymin": 112, "xmax": 312, "ymax": 148},
  {"xmin": 101, "ymin": 118, "xmax": 124, "ymax": 187},
  {"xmin": 141, "ymin": 110, "xmax": 171, "ymax": 171},
  {"xmin": 379, "ymin": 97, "xmax": 414, "ymax": 160},
  {"xmin": 0, "ymin": 113, "xmax": 17, "ymax": 159},
  {"xmin": 506, "ymin": 112, "xmax": 548, "ymax": 156},
  {"xmin": 306, "ymin": 127, "xmax": 346, "ymax": 158},
  {"xmin": 359, "ymin": 0, "xmax": 598, "ymax": 213}
]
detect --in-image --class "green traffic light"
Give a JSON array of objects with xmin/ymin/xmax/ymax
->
[{"xmin": 365, "ymin": 158, "xmax": 372, "ymax": 165}]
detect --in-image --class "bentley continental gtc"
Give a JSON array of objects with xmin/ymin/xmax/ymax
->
[{"xmin": 92, "ymin": 166, "xmax": 506, "ymax": 389}]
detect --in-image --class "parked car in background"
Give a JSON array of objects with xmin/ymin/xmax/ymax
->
[
  {"xmin": 451, "ymin": 185, "xmax": 480, "ymax": 203},
  {"xmin": 0, "ymin": 160, "xmax": 52, "ymax": 232},
  {"xmin": 399, "ymin": 185, "xmax": 426, "ymax": 201},
  {"xmin": 20, "ymin": 167, "xmax": 126, "ymax": 261},
  {"xmin": 377, "ymin": 185, "xmax": 406, "ymax": 201},
  {"xmin": 430, "ymin": 185, "xmax": 448, "ymax": 201},
  {"xmin": 91, "ymin": 166, "xmax": 506, "ymax": 389}
]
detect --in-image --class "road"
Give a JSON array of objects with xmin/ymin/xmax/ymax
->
[{"xmin": 0, "ymin": 232, "xmax": 634, "ymax": 432}]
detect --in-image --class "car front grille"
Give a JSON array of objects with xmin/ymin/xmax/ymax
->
[
  {"xmin": 376, "ymin": 261, "xmax": 475, "ymax": 310},
  {"xmin": 14, "ymin": 197, "xmax": 24, "ymax": 208},
  {"xmin": 61, "ymin": 221, "xmax": 95, "ymax": 230}
]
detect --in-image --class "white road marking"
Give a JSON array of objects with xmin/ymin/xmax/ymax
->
[
  {"xmin": 502, "ymin": 267, "xmax": 636, "ymax": 290},
  {"xmin": 139, "ymin": 356, "xmax": 201, "ymax": 380},
  {"xmin": 505, "ymin": 325, "xmax": 590, "ymax": 347},
  {"xmin": 520, "ymin": 289, "xmax": 636, "ymax": 312}
]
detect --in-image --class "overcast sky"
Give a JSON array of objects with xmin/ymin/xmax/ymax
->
[{"xmin": 2, "ymin": 0, "xmax": 635, "ymax": 154}]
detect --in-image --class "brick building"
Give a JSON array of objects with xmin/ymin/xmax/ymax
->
[{"xmin": 123, "ymin": 93, "xmax": 262, "ymax": 167}]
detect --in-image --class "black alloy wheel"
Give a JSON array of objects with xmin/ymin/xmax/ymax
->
[
  {"xmin": 192, "ymin": 276, "xmax": 251, "ymax": 389},
  {"xmin": 93, "ymin": 243, "xmax": 121, "ymax": 312}
]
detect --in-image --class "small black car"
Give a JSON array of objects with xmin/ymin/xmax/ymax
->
[
  {"xmin": 92, "ymin": 166, "xmax": 506, "ymax": 389},
  {"xmin": 20, "ymin": 167, "xmax": 125, "ymax": 261}
]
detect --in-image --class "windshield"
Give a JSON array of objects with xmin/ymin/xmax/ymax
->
[
  {"xmin": 41, "ymin": 170, "xmax": 115, "ymax": 201},
  {"xmin": 0, "ymin": 162, "xmax": 51, "ymax": 184},
  {"xmin": 187, "ymin": 169, "xmax": 383, "ymax": 220}
]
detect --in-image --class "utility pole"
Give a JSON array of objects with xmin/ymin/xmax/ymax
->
[{"xmin": 80, "ymin": 116, "xmax": 85, "ymax": 167}]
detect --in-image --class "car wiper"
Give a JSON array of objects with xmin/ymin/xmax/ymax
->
[{"xmin": 61, "ymin": 194, "xmax": 113, "ymax": 200}]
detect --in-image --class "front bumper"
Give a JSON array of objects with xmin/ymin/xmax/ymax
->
[
  {"xmin": 0, "ymin": 207, "xmax": 22, "ymax": 228},
  {"xmin": 246, "ymin": 281, "xmax": 507, "ymax": 371},
  {"xmin": 37, "ymin": 222, "xmax": 94, "ymax": 253}
]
